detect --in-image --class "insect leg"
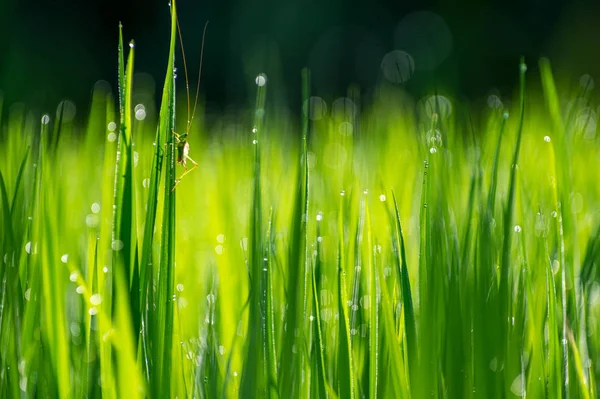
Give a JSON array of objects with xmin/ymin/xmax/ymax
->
[{"xmin": 170, "ymin": 155, "xmax": 198, "ymax": 193}]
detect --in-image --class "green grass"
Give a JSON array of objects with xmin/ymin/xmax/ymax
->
[{"xmin": 1, "ymin": 2, "xmax": 600, "ymax": 398}]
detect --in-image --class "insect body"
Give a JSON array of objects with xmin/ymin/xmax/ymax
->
[
  {"xmin": 170, "ymin": 18, "xmax": 209, "ymax": 193},
  {"xmin": 170, "ymin": 131, "xmax": 199, "ymax": 192}
]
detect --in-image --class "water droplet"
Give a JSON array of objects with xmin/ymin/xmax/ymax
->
[
  {"xmin": 552, "ymin": 260, "xmax": 560, "ymax": 275},
  {"xmin": 56, "ymin": 100, "xmax": 76, "ymax": 122},
  {"xmin": 19, "ymin": 376, "xmax": 27, "ymax": 392},
  {"xmin": 216, "ymin": 234, "xmax": 225, "ymax": 243},
  {"xmin": 255, "ymin": 73, "xmax": 267, "ymax": 87},
  {"xmin": 381, "ymin": 50, "xmax": 415, "ymax": 83},
  {"xmin": 88, "ymin": 307, "xmax": 98, "ymax": 316},
  {"xmin": 487, "ymin": 95, "xmax": 503, "ymax": 109},
  {"xmin": 103, "ymin": 266, "xmax": 108, "ymax": 273},
  {"xmin": 316, "ymin": 212, "xmax": 323, "ymax": 221},
  {"xmin": 252, "ymin": 139, "xmax": 258, "ymax": 145},
  {"xmin": 579, "ymin": 74, "xmax": 595, "ymax": 91},
  {"xmin": 86, "ymin": 214, "xmax": 99, "ymax": 228},
  {"xmin": 514, "ymin": 225, "xmax": 522, "ymax": 233},
  {"xmin": 206, "ymin": 293, "xmax": 216, "ymax": 304},
  {"xmin": 544, "ymin": 135, "xmax": 551, "ymax": 143},
  {"xmin": 510, "ymin": 373, "xmax": 525, "ymax": 396},
  {"xmin": 551, "ymin": 211, "xmax": 558, "ymax": 218},
  {"xmin": 339, "ymin": 121, "xmax": 353, "ymax": 136},
  {"xmin": 240, "ymin": 237, "xmax": 248, "ymax": 251},
  {"xmin": 419, "ymin": 95, "xmax": 452, "ymax": 120},
  {"xmin": 135, "ymin": 108, "xmax": 146, "ymax": 121},
  {"xmin": 350, "ymin": 328, "xmax": 357, "ymax": 335},
  {"xmin": 142, "ymin": 178, "xmax": 150, "ymax": 188},
  {"xmin": 24, "ymin": 288, "xmax": 31, "ymax": 301},
  {"xmin": 91, "ymin": 203, "xmax": 100, "ymax": 213},
  {"xmin": 340, "ymin": 190, "xmax": 346, "ymax": 196},
  {"xmin": 379, "ymin": 194, "xmax": 386, "ymax": 201},
  {"xmin": 41, "ymin": 114, "xmax": 50, "ymax": 125},
  {"xmin": 215, "ymin": 245, "xmax": 224, "ymax": 255},
  {"xmin": 303, "ymin": 97, "xmax": 327, "ymax": 120},
  {"xmin": 76, "ymin": 286, "xmax": 85, "ymax": 294},
  {"xmin": 107, "ymin": 132, "xmax": 117, "ymax": 142},
  {"xmin": 503, "ymin": 112, "xmax": 509, "ymax": 119},
  {"xmin": 219, "ymin": 346, "xmax": 225, "ymax": 355},
  {"xmin": 61, "ymin": 254, "xmax": 69, "ymax": 263},
  {"xmin": 520, "ymin": 63, "xmax": 527, "ymax": 73},
  {"xmin": 430, "ymin": 147, "xmax": 437, "ymax": 154},
  {"xmin": 129, "ymin": 41, "xmax": 134, "ymax": 48},
  {"xmin": 320, "ymin": 308, "xmax": 332, "ymax": 322},
  {"xmin": 25, "ymin": 242, "xmax": 32, "ymax": 254},
  {"xmin": 489, "ymin": 357, "xmax": 498, "ymax": 372},
  {"xmin": 359, "ymin": 295, "xmax": 371, "ymax": 309},
  {"xmin": 177, "ymin": 284, "xmax": 184, "ymax": 292},
  {"xmin": 69, "ymin": 271, "xmax": 78, "ymax": 282},
  {"xmin": 90, "ymin": 294, "xmax": 102, "ymax": 306},
  {"xmin": 112, "ymin": 240, "xmax": 124, "ymax": 251},
  {"xmin": 351, "ymin": 304, "xmax": 358, "ymax": 311}
]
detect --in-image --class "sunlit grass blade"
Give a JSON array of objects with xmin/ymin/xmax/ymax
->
[
  {"xmin": 391, "ymin": 190, "xmax": 416, "ymax": 383},
  {"xmin": 240, "ymin": 64, "xmax": 268, "ymax": 397},
  {"xmin": 152, "ymin": 1, "xmax": 178, "ymax": 396},
  {"xmin": 278, "ymin": 67, "xmax": 310, "ymax": 397}
]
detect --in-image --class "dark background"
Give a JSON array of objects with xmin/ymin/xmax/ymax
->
[{"xmin": 1, "ymin": 0, "xmax": 600, "ymax": 115}]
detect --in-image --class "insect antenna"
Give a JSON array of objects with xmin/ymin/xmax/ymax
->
[
  {"xmin": 176, "ymin": 15, "xmax": 192, "ymax": 133},
  {"xmin": 188, "ymin": 21, "xmax": 209, "ymax": 135}
]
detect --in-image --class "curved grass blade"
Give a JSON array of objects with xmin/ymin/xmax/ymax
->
[{"xmin": 391, "ymin": 190, "xmax": 416, "ymax": 384}]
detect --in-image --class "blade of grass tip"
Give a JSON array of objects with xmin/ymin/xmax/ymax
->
[
  {"xmin": 98, "ymin": 24, "xmax": 128, "ymax": 395},
  {"xmin": 240, "ymin": 64, "xmax": 268, "ymax": 397},
  {"xmin": 113, "ymin": 29, "xmax": 139, "ymax": 351},
  {"xmin": 153, "ymin": 1, "xmax": 178, "ymax": 395},
  {"xmin": 391, "ymin": 190, "xmax": 416, "ymax": 384},
  {"xmin": 17, "ymin": 119, "xmax": 47, "ymax": 398},
  {"xmin": 337, "ymin": 192, "xmax": 355, "ymax": 399},
  {"xmin": 279, "ymin": 67, "xmax": 310, "ymax": 398},
  {"xmin": 499, "ymin": 59, "xmax": 526, "ymax": 390}
]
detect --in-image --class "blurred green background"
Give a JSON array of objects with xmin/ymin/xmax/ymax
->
[{"xmin": 2, "ymin": 0, "xmax": 600, "ymax": 115}]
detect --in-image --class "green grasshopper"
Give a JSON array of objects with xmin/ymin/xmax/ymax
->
[{"xmin": 171, "ymin": 19, "xmax": 209, "ymax": 193}]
